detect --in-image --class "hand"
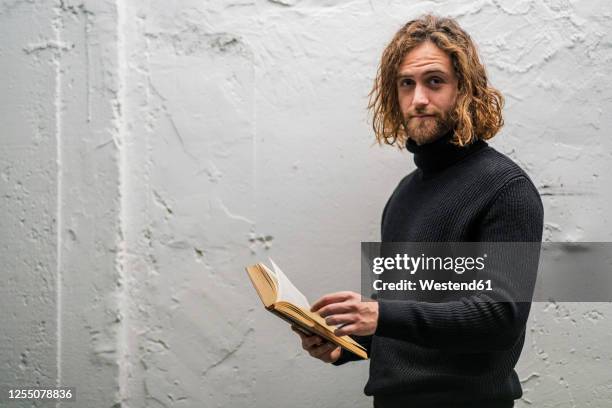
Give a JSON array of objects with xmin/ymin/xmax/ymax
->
[
  {"xmin": 291, "ymin": 325, "xmax": 341, "ymax": 364},
  {"xmin": 311, "ymin": 291, "xmax": 379, "ymax": 337}
]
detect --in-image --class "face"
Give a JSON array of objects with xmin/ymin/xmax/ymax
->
[{"xmin": 396, "ymin": 40, "xmax": 459, "ymax": 145}]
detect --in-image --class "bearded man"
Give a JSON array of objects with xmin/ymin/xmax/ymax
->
[{"xmin": 292, "ymin": 14, "xmax": 544, "ymax": 408}]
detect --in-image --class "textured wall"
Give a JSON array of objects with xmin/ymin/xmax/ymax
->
[
  {"xmin": 1, "ymin": 1, "xmax": 59, "ymax": 402},
  {"xmin": 1, "ymin": 0, "xmax": 611, "ymax": 407},
  {"xmin": 1, "ymin": 0, "xmax": 121, "ymax": 406}
]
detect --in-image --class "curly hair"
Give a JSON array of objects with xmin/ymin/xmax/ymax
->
[{"xmin": 369, "ymin": 14, "xmax": 504, "ymax": 147}]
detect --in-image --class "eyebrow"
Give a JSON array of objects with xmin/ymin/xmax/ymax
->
[{"xmin": 396, "ymin": 69, "xmax": 450, "ymax": 79}]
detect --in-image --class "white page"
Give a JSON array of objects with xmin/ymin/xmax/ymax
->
[
  {"xmin": 267, "ymin": 259, "xmax": 348, "ymax": 333},
  {"xmin": 268, "ymin": 258, "xmax": 310, "ymax": 310}
]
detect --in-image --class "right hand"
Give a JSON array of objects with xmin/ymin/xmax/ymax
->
[{"xmin": 291, "ymin": 325, "xmax": 341, "ymax": 364}]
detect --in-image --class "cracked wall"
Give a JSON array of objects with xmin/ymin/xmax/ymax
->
[{"xmin": 1, "ymin": 0, "xmax": 612, "ymax": 407}]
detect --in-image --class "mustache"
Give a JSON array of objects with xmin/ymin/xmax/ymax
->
[{"xmin": 407, "ymin": 111, "xmax": 439, "ymax": 118}]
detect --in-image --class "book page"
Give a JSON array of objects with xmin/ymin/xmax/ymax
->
[{"xmin": 268, "ymin": 258, "xmax": 310, "ymax": 310}]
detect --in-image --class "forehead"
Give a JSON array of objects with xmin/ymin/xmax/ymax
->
[{"xmin": 398, "ymin": 40, "xmax": 454, "ymax": 76}]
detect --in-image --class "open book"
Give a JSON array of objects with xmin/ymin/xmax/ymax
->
[{"xmin": 245, "ymin": 259, "xmax": 368, "ymax": 360}]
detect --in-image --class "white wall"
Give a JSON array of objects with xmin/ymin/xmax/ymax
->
[
  {"xmin": 1, "ymin": 0, "xmax": 59, "ymax": 400},
  {"xmin": 1, "ymin": 0, "xmax": 121, "ymax": 406},
  {"xmin": 1, "ymin": 0, "xmax": 611, "ymax": 407}
]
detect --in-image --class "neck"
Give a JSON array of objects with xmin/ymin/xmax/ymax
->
[{"xmin": 405, "ymin": 131, "xmax": 487, "ymax": 174}]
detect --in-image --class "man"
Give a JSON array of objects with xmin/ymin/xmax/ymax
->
[{"xmin": 292, "ymin": 14, "xmax": 543, "ymax": 408}]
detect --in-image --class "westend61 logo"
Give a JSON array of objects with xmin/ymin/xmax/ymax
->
[{"xmin": 371, "ymin": 253, "xmax": 488, "ymax": 275}]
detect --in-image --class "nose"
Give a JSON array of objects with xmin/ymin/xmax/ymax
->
[{"xmin": 413, "ymin": 84, "xmax": 429, "ymax": 109}]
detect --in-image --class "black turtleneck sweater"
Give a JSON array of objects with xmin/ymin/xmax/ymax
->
[{"xmin": 333, "ymin": 133, "xmax": 544, "ymax": 408}]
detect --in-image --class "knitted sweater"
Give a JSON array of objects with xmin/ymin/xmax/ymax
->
[{"xmin": 333, "ymin": 132, "xmax": 544, "ymax": 408}]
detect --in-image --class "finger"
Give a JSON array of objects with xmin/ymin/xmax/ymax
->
[
  {"xmin": 310, "ymin": 291, "xmax": 355, "ymax": 313},
  {"xmin": 311, "ymin": 342, "xmax": 335, "ymax": 357},
  {"xmin": 303, "ymin": 335, "xmax": 325, "ymax": 350},
  {"xmin": 303, "ymin": 338, "xmax": 323, "ymax": 350},
  {"xmin": 334, "ymin": 323, "xmax": 357, "ymax": 337},
  {"xmin": 317, "ymin": 302, "xmax": 355, "ymax": 318},
  {"xmin": 310, "ymin": 292, "xmax": 354, "ymax": 312},
  {"xmin": 323, "ymin": 347, "xmax": 341, "ymax": 363},
  {"xmin": 319, "ymin": 346, "xmax": 341, "ymax": 363},
  {"xmin": 309, "ymin": 342, "xmax": 336, "ymax": 358},
  {"xmin": 324, "ymin": 313, "xmax": 355, "ymax": 327}
]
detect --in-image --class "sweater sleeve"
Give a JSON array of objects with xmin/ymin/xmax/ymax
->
[
  {"xmin": 332, "ymin": 334, "xmax": 372, "ymax": 366},
  {"xmin": 374, "ymin": 176, "xmax": 544, "ymax": 352}
]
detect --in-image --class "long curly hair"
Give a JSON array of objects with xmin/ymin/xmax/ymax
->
[{"xmin": 369, "ymin": 14, "xmax": 504, "ymax": 147}]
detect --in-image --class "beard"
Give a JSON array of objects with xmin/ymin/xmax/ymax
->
[{"xmin": 403, "ymin": 108, "xmax": 455, "ymax": 145}]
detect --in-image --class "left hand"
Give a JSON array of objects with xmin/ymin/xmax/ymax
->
[{"xmin": 310, "ymin": 291, "xmax": 379, "ymax": 337}]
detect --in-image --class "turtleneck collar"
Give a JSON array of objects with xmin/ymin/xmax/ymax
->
[{"xmin": 405, "ymin": 130, "xmax": 487, "ymax": 174}]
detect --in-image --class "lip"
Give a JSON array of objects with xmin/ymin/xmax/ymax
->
[{"xmin": 413, "ymin": 115, "xmax": 434, "ymax": 118}]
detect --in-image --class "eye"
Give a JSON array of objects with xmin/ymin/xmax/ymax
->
[
  {"xmin": 429, "ymin": 77, "xmax": 444, "ymax": 86},
  {"xmin": 399, "ymin": 78, "xmax": 414, "ymax": 87}
]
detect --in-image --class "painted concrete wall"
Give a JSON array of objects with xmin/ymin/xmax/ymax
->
[
  {"xmin": 1, "ymin": 0, "xmax": 611, "ymax": 407},
  {"xmin": 1, "ymin": 1, "xmax": 59, "ymax": 404},
  {"xmin": 1, "ymin": 0, "xmax": 121, "ymax": 406}
]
